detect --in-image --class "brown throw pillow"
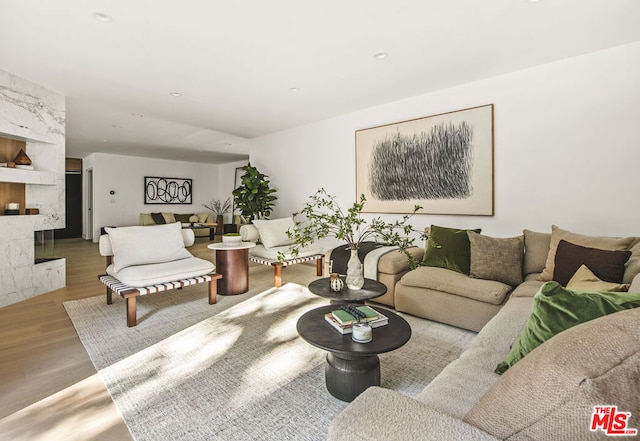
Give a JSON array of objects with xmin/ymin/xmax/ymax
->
[
  {"xmin": 468, "ymin": 232, "xmax": 524, "ymax": 286},
  {"xmin": 553, "ymin": 240, "xmax": 631, "ymax": 286},
  {"xmin": 150, "ymin": 212, "xmax": 166, "ymax": 224},
  {"xmin": 464, "ymin": 307, "xmax": 640, "ymax": 440},
  {"xmin": 539, "ymin": 225, "xmax": 634, "ymax": 281}
]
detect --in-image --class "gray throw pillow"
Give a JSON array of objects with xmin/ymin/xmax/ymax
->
[
  {"xmin": 468, "ymin": 231, "xmax": 524, "ymax": 286},
  {"xmin": 523, "ymin": 229, "xmax": 551, "ymax": 276}
]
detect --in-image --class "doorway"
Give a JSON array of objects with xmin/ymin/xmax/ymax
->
[{"xmin": 55, "ymin": 171, "xmax": 83, "ymax": 239}]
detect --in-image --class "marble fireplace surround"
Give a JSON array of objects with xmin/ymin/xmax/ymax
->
[{"xmin": 0, "ymin": 69, "xmax": 66, "ymax": 307}]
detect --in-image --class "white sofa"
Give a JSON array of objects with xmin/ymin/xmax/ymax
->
[{"xmin": 327, "ymin": 226, "xmax": 640, "ymax": 440}]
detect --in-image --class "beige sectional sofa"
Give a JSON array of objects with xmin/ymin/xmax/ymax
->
[
  {"xmin": 327, "ymin": 225, "xmax": 640, "ymax": 440},
  {"xmin": 140, "ymin": 212, "xmax": 215, "ymax": 237}
]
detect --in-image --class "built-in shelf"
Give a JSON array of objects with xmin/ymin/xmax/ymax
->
[{"xmin": 0, "ymin": 167, "xmax": 56, "ymax": 185}]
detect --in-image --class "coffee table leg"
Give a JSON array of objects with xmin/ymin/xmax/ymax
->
[{"xmin": 325, "ymin": 352, "xmax": 380, "ymax": 402}]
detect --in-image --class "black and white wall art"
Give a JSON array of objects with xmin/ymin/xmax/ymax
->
[
  {"xmin": 144, "ymin": 176, "xmax": 193, "ymax": 204},
  {"xmin": 356, "ymin": 104, "xmax": 494, "ymax": 215}
]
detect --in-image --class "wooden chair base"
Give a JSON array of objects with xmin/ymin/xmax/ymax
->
[
  {"xmin": 100, "ymin": 273, "xmax": 222, "ymax": 327},
  {"xmin": 249, "ymin": 254, "xmax": 323, "ymax": 288}
]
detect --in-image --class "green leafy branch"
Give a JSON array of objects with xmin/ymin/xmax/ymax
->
[{"xmin": 282, "ymin": 188, "xmax": 426, "ymax": 268}]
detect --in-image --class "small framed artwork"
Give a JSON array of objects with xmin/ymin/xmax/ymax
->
[
  {"xmin": 356, "ymin": 104, "xmax": 494, "ymax": 215},
  {"xmin": 144, "ymin": 176, "xmax": 192, "ymax": 204}
]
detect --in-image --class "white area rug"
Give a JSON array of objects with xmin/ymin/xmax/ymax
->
[{"xmin": 64, "ymin": 265, "xmax": 476, "ymax": 440}]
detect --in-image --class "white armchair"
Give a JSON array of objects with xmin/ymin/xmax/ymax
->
[
  {"xmin": 98, "ymin": 222, "xmax": 221, "ymax": 327},
  {"xmin": 239, "ymin": 217, "xmax": 324, "ymax": 287}
]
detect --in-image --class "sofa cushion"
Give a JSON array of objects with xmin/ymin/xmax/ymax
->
[
  {"xmin": 150, "ymin": 212, "xmax": 165, "ymax": 224},
  {"xmin": 196, "ymin": 212, "xmax": 211, "ymax": 223},
  {"xmin": 495, "ymin": 281, "xmax": 640, "ymax": 374},
  {"xmin": 107, "ymin": 256, "xmax": 214, "ymax": 287},
  {"xmin": 401, "ymin": 266, "xmax": 512, "ymax": 305},
  {"xmin": 174, "ymin": 213, "xmax": 194, "ymax": 223},
  {"xmin": 522, "ymin": 229, "xmax": 551, "ymax": 276},
  {"xmin": 377, "ymin": 247, "xmax": 425, "ymax": 274},
  {"xmin": 239, "ymin": 224, "xmax": 260, "ymax": 242},
  {"xmin": 567, "ymin": 264, "xmax": 630, "ymax": 292},
  {"xmin": 249, "ymin": 243, "xmax": 322, "ymax": 260},
  {"xmin": 161, "ymin": 212, "xmax": 176, "ymax": 224},
  {"xmin": 539, "ymin": 225, "xmax": 635, "ymax": 281},
  {"xmin": 106, "ymin": 222, "xmax": 193, "ymax": 273},
  {"xmin": 251, "ymin": 217, "xmax": 296, "ymax": 249},
  {"xmin": 553, "ymin": 239, "xmax": 631, "ymax": 286},
  {"xmin": 422, "ymin": 225, "xmax": 481, "ymax": 275},
  {"xmin": 624, "ymin": 239, "xmax": 640, "ymax": 284},
  {"xmin": 468, "ymin": 232, "xmax": 524, "ymax": 286},
  {"xmin": 464, "ymin": 307, "xmax": 640, "ymax": 440}
]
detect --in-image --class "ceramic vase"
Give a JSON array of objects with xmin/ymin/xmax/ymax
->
[{"xmin": 345, "ymin": 248, "xmax": 364, "ymax": 290}]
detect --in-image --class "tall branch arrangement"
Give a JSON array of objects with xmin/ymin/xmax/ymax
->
[
  {"xmin": 285, "ymin": 188, "xmax": 426, "ymax": 268},
  {"xmin": 203, "ymin": 197, "xmax": 232, "ymax": 217}
]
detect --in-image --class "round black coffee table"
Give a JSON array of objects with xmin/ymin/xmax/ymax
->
[
  {"xmin": 307, "ymin": 277, "xmax": 387, "ymax": 304},
  {"xmin": 296, "ymin": 304, "xmax": 411, "ymax": 402}
]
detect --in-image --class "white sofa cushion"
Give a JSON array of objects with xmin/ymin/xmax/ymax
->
[
  {"xmin": 250, "ymin": 243, "xmax": 322, "ymax": 261},
  {"xmin": 251, "ymin": 217, "xmax": 296, "ymax": 249},
  {"xmin": 106, "ymin": 222, "xmax": 192, "ymax": 273},
  {"xmin": 239, "ymin": 224, "xmax": 260, "ymax": 242},
  {"xmin": 107, "ymin": 257, "xmax": 214, "ymax": 287}
]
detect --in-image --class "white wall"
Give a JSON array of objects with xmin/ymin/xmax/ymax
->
[
  {"xmin": 84, "ymin": 153, "xmax": 227, "ymax": 241},
  {"xmin": 249, "ymin": 41, "xmax": 640, "ymax": 244}
]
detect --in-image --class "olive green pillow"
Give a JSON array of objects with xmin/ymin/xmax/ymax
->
[
  {"xmin": 422, "ymin": 225, "xmax": 481, "ymax": 275},
  {"xmin": 496, "ymin": 281, "xmax": 640, "ymax": 374}
]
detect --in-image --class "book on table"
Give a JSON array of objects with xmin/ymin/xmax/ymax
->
[
  {"xmin": 324, "ymin": 307, "xmax": 389, "ymax": 335},
  {"xmin": 331, "ymin": 305, "xmax": 381, "ymax": 325}
]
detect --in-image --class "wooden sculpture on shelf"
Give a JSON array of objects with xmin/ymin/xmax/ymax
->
[{"xmin": 13, "ymin": 149, "xmax": 32, "ymax": 165}]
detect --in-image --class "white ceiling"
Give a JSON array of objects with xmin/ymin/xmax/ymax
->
[{"xmin": 1, "ymin": 0, "xmax": 639, "ymax": 164}]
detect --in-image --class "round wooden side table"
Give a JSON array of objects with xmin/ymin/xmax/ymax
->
[{"xmin": 207, "ymin": 242, "xmax": 256, "ymax": 295}]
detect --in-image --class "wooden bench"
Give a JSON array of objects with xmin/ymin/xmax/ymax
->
[
  {"xmin": 99, "ymin": 273, "xmax": 222, "ymax": 327},
  {"xmin": 249, "ymin": 254, "xmax": 324, "ymax": 288}
]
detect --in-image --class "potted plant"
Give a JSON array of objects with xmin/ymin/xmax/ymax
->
[
  {"xmin": 286, "ymin": 188, "xmax": 423, "ymax": 289},
  {"xmin": 203, "ymin": 197, "xmax": 232, "ymax": 233},
  {"xmin": 232, "ymin": 163, "xmax": 278, "ymax": 222}
]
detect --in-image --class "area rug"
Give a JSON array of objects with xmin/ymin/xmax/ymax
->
[{"xmin": 65, "ymin": 265, "xmax": 476, "ymax": 441}]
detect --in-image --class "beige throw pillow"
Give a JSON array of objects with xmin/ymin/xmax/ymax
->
[
  {"xmin": 251, "ymin": 217, "xmax": 296, "ymax": 249},
  {"xmin": 468, "ymin": 232, "xmax": 524, "ymax": 286},
  {"xmin": 464, "ymin": 307, "xmax": 640, "ymax": 440},
  {"xmin": 566, "ymin": 264, "xmax": 630, "ymax": 292},
  {"xmin": 106, "ymin": 222, "xmax": 192, "ymax": 273},
  {"xmin": 539, "ymin": 225, "xmax": 635, "ymax": 281}
]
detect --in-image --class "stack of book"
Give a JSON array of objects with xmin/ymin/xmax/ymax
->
[{"xmin": 324, "ymin": 305, "xmax": 388, "ymax": 335}]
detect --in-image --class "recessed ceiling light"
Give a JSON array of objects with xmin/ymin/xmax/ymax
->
[
  {"xmin": 131, "ymin": 113, "xmax": 144, "ymax": 117},
  {"xmin": 373, "ymin": 52, "xmax": 389, "ymax": 60},
  {"xmin": 93, "ymin": 12, "xmax": 113, "ymax": 23},
  {"xmin": 289, "ymin": 87, "xmax": 300, "ymax": 93},
  {"xmin": 526, "ymin": 0, "xmax": 541, "ymax": 3},
  {"xmin": 170, "ymin": 92, "xmax": 182, "ymax": 97}
]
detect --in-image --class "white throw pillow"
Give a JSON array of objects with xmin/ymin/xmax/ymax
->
[
  {"xmin": 106, "ymin": 222, "xmax": 192, "ymax": 272},
  {"xmin": 251, "ymin": 217, "xmax": 296, "ymax": 249}
]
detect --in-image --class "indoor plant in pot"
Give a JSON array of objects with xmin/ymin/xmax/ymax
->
[
  {"xmin": 203, "ymin": 197, "xmax": 232, "ymax": 233},
  {"xmin": 285, "ymin": 188, "xmax": 423, "ymax": 289},
  {"xmin": 232, "ymin": 163, "xmax": 278, "ymax": 222}
]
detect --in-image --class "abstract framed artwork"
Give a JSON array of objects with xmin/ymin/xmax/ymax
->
[
  {"xmin": 144, "ymin": 176, "xmax": 192, "ymax": 204},
  {"xmin": 356, "ymin": 104, "xmax": 494, "ymax": 215}
]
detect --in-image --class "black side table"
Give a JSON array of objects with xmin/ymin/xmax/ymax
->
[{"xmin": 307, "ymin": 277, "xmax": 387, "ymax": 304}]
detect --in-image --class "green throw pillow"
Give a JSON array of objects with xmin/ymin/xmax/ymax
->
[
  {"xmin": 422, "ymin": 225, "xmax": 481, "ymax": 275},
  {"xmin": 495, "ymin": 281, "xmax": 640, "ymax": 374}
]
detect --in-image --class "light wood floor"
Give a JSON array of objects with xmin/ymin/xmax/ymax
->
[{"xmin": 0, "ymin": 237, "xmax": 220, "ymax": 441}]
